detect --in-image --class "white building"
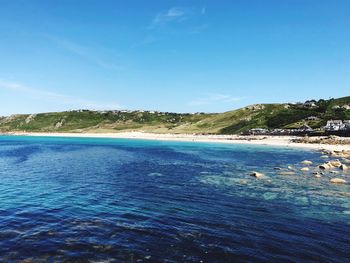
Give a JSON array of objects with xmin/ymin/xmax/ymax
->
[
  {"xmin": 249, "ymin": 128, "xmax": 269, "ymax": 135},
  {"xmin": 324, "ymin": 120, "xmax": 343, "ymax": 131}
]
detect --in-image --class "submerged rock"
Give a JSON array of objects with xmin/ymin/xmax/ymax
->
[
  {"xmin": 148, "ymin": 172, "xmax": 163, "ymax": 177},
  {"xmin": 313, "ymin": 172, "xmax": 322, "ymax": 178},
  {"xmin": 301, "ymin": 160, "xmax": 313, "ymax": 165},
  {"xmin": 250, "ymin": 172, "xmax": 264, "ymax": 178},
  {"xmin": 320, "ymin": 155, "xmax": 329, "ymax": 159},
  {"xmin": 300, "ymin": 167, "xmax": 310, "ymax": 172},
  {"xmin": 330, "ymin": 178, "xmax": 347, "ymax": 184},
  {"xmin": 263, "ymin": 192, "xmax": 278, "ymax": 200},
  {"xmin": 287, "ymin": 166, "xmax": 294, "ymax": 170},
  {"xmin": 279, "ymin": 171, "xmax": 295, "ymax": 175}
]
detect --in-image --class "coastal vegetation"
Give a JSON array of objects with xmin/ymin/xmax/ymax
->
[{"xmin": 1, "ymin": 96, "xmax": 350, "ymax": 134}]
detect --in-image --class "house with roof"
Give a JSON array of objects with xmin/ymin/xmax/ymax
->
[
  {"xmin": 324, "ymin": 120, "xmax": 343, "ymax": 131},
  {"xmin": 304, "ymin": 100, "xmax": 317, "ymax": 108},
  {"xmin": 299, "ymin": 124, "xmax": 313, "ymax": 132}
]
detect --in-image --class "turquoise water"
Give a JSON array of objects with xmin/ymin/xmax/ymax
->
[{"xmin": 0, "ymin": 135, "xmax": 349, "ymax": 262}]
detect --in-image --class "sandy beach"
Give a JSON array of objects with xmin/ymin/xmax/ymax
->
[{"xmin": 2, "ymin": 131, "xmax": 350, "ymax": 152}]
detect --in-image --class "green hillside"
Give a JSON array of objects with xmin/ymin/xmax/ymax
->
[{"xmin": 1, "ymin": 97, "xmax": 350, "ymax": 134}]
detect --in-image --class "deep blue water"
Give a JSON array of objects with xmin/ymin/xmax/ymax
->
[{"xmin": 0, "ymin": 135, "xmax": 350, "ymax": 262}]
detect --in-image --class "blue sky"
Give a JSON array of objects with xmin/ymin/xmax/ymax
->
[{"xmin": 0, "ymin": 0, "xmax": 349, "ymax": 115}]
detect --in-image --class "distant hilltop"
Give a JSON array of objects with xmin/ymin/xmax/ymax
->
[{"xmin": 1, "ymin": 96, "xmax": 350, "ymax": 135}]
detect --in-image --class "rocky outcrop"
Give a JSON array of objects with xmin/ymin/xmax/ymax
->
[
  {"xmin": 329, "ymin": 160, "xmax": 342, "ymax": 168},
  {"xmin": 293, "ymin": 136, "xmax": 350, "ymax": 146},
  {"xmin": 55, "ymin": 119, "xmax": 65, "ymax": 129},
  {"xmin": 319, "ymin": 163, "xmax": 332, "ymax": 169},
  {"xmin": 250, "ymin": 172, "xmax": 264, "ymax": 178},
  {"xmin": 25, "ymin": 114, "xmax": 36, "ymax": 124},
  {"xmin": 326, "ymin": 150, "xmax": 350, "ymax": 158},
  {"xmin": 340, "ymin": 164, "xmax": 348, "ymax": 170},
  {"xmin": 245, "ymin": 104, "xmax": 265, "ymax": 111},
  {"xmin": 2, "ymin": 114, "xmax": 22, "ymax": 123},
  {"xmin": 319, "ymin": 160, "xmax": 345, "ymax": 169}
]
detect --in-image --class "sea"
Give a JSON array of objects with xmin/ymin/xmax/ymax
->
[{"xmin": 0, "ymin": 135, "xmax": 349, "ymax": 262}]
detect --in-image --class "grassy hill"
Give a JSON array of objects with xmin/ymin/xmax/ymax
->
[{"xmin": 1, "ymin": 96, "xmax": 350, "ymax": 134}]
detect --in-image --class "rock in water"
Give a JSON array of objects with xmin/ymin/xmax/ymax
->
[
  {"xmin": 250, "ymin": 172, "xmax": 264, "ymax": 178},
  {"xmin": 340, "ymin": 164, "xmax": 348, "ymax": 171},
  {"xmin": 330, "ymin": 160, "xmax": 342, "ymax": 168},
  {"xmin": 279, "ymin": 171, "xmax": 295, "ymax": 175},
  {"xmin": 239, "ymin": 180, "xmax": 248, "ymax": 185},
  {"xmin": 313, "ymin": 172, "xmax": 322, "ymax": 178},
  {"xmin": 300, "ymin": 167, "xmax": 310, "ymax": 172},
  {"xmin": 330, "ymin": 178, "xmax": 347, "ymax": 184},
  {"xmin": 319, "ymin": 163, "xmax": 332, "ymax": 169},
  {"xmin": 301, "ymin": 160, "xmax": 313, "ymax": 165}
]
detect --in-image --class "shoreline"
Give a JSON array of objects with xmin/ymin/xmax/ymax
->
[{"xmin": 1, "ymin": 131, "xmax": 350, "ymax": 151}]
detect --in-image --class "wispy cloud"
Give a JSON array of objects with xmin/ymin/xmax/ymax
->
[
  {"xmin": 129, "ymin": 35, "xmax": 158, "ymax": 49},
  {"xmin": 189, "ymin": 23, "xmax": 209, "ymax": 34},
  {"xmin": 189, "ymin": 93, "xmax": 243, "ymax": 106},
  {"xmin": 150, "ymin": 7, "xmax": 191, "ymax": 27},
  {"xmin": 47, "ymin": 36, "xmax": 122, "ymax": 71},
  {"xmin": 0, "ymin": 79, "xmax": 122, "ymax": 110},
  {"xmin": 149, "ymin": 6, "xmax": 209, "ymax": 35}
]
